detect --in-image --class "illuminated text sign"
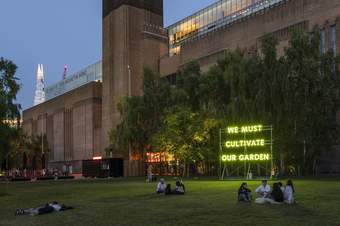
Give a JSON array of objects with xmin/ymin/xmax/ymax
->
[{"xmin": 221, "ymin": 124, "xmax": 271, "ymax": 162}]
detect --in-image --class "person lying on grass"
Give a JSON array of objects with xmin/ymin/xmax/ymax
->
[
  {"xmin": 238, "ymin": 182, "xmax": 252, "ymax": 202},
  {"xmin": 15, "ymin": 201, "xmax": 73, "ymax": 216},
  {"xmin": 156, "ymin": 178, "xmax": 167, "ymax": 194}
]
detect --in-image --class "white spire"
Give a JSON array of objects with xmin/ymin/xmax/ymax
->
[
  {"xmin": 34, "ymin": 64, "xmax": 46, "ymax": 106},
  {"xmin": 37, "ymin": 64, "xmax": 44, "ymax": 80}
]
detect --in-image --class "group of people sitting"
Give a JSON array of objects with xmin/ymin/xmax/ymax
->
[
  {"xmin": 238, "ymin": 179, "xmax": 295, "ymax": 204},
  {"xmin": 156, "ymin": 178, "xmax": 185, "ymax": 195}
]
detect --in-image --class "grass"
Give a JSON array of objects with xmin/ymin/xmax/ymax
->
[{"xmin": 1, "ymin": 178, "xmax": 340, "ymax": 226}]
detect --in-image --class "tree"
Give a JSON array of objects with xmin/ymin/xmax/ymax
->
[
  {"xmin": 151, "ymin": 107, "xmax": 198, "ymax": 176},
  {"xmin": 109, "ymin": 67, "xmax": 171, "ymax": 158},
  {"xmin": 0, "ymin": 58, "xmax": 21, "ymax": 169},
  {"xmin": 176, "ymin": 61, "xmax": 202, "ymax": 111},
  {"xmin": 7, "ymin": 128, "xmax": 29, "ymax": 169},
  {"xmin": 26, "ymin": 134, "xmax": 49, "ymax": 169},
  {"xmin": 278, "ymin": 29, "xmax": 340, "ymax": 175},
  {"xmin": 198, "ymin": 63, "xmax": 230, "ymax": 116},
  {"xmin": 110, "ymin": 29, "xmax": 340, "ymax": 177}
]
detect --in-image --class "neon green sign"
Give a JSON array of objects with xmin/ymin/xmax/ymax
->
[
  {"xmin": 225, "ymin": 139, "xmax": 265, "ymax": 148},
  {"xmin": 221, "ymin": 154, "xmax": 270, "ymax": 162},
  {"xmin": 227, "ymin": 125, "xmax": 263, "ymax": 134},
  {"xmin": 220, "ymin": 124, "xmax": 272, "ymax": 162},
  {"xmin": 219, "ymin": 124, "xmax": 273, "ymax": 178}
]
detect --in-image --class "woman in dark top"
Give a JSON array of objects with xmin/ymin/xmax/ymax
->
[
  {"xmin": 270, "ymin": 183, "xmax": 284, "ymax": 203},
  {"xmin": 238, "ymin": 182, "xmax": 252, "ymax": 202}
]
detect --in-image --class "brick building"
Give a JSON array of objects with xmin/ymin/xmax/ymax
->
[{"xmin": 23, "ymin": 0, "xmax": 340, "ymax": 175}]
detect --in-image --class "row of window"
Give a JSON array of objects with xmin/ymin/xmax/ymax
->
[
  {"xmin": 166, "ymin": 24, "xmax": 338, "ymax": 83},
  {"xmin": 45, "ymin": 61, "xmax": 102, "ymax": 101},
  {"xmin": 270, "ymin": 21, "xmax": 308, "ymax": 42},
  {"xmin": 168, "ymin": 0, "xmax": 284, "ymax": 56},
  {"xmin": 320, "ymin": 25, "xmax": 337, "ymax": 56}
]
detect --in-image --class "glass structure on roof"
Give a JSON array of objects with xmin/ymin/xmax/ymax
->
[
  {"xmin": 45, "ymin": 61, "xmax": 102, "ymax": 101},
  {"xmin": 167, "ymin": 0, "xmax": 284, "ymax": 56}
]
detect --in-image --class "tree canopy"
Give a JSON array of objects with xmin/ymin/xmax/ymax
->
[
  {"xmin": 110, "ymin": 29, "xmax": 340, "ymax": 176},
  {"xmin": 0, "ymin": 58, "xmax": 21, "ymax": 168}
]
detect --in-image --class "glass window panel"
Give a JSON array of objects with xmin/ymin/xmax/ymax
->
[
  {"xmin": 331, "ymin": 25, "xmax": 337, "ymax": 56},
  {"xmin": 227, "ymin": 0, "xmax": 231, "ymax": 15},
  {"xmin": 167, "ymin": 0, "xmax": 286, "ymax": 57},
  {"xmin": 320, "ymin": 28, "xmax": 326, "ymax": 54},
  {"xmin": 209, "ymin": 8, "xmax": 214, "ymax": 24}
]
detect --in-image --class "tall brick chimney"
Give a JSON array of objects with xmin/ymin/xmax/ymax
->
[{"xmin": 101, "ymin": 0, "xmax": 165, "ymax": 176}]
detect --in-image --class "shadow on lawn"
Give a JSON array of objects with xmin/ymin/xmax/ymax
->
[
  {"xmin": 286, "ymin": 206, "xmax": 317, "ymax": 217},
  {"xmin": 95, "ymin": 192, "xmax": 189, "ymax": 204},
  {"xmin": 259, "ymin": 203, "xmax": 319, "ymax": 218},
  {"xmin": 0, "ymin": 193, "xmax": 10, "ymax": 197}
]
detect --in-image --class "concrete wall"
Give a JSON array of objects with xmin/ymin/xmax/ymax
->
[{"xmin": 22, "ymin": 82, "xmax": 102, "ymax": 173}]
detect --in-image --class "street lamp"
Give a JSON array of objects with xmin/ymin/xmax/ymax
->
[
  {"xmin": 41, "ymin": 115, "xmax": 45, "ymax": 170},
  {"xmin": 41, "ymin": 116, "xmax": 44, "ymax": 155},
  {"xmin": 127, "ymin": 65, "xmax": 131, "ymax": 97},
  {"xmin": 127, "ymin": 65, "xmax": 132, "ymax": 161}
]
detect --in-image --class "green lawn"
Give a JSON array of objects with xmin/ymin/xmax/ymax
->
[{"xmin": 0, "ymin": 178, "xmax": 340, "ymax": 226}]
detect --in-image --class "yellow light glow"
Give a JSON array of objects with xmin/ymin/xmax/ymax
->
[
  {"xmin": 221, "ymin": 154, "xmax": 270, "ymax": 162},
  {"xmin": 173, "ymin": 23, "xmax": 199, "ymax": 44},
  {"xmin": 225, "ymin": 139, "xmax": 265, "ymax": 148},
  {"xmin": 227, "ymin": 125, "xmax": 263, "ymax": 134}
]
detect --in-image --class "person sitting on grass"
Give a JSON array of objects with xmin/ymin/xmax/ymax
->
[
  {"xmin": 172, "ymin": 180, "xmax": 185, "ymax": 195},
  {"xmin": 269, "ymin": 183, "xmax": 284, "ymax": 204},
  {"xmin": 283, "ymin": 179, "xmax": 295, "ymax": 204},
  {"xmin": 15, "ymin": 201, "xmax": 73, "ymax": 216},
  {"xmin": 156, "ymin": 178, "xmax": 167, "ymax": 194},
  {"xmin": 278, "ymin": 182, "xmax": 285, "ymax": 193},
  {"xmin": 255, "ymin": 180, "xmax": 271, "ymax": 198},
  {"xmin": 174, "ymin": 180, "xmax": 185, "ymax": 194},
  {"xmin": 165, "ymin": 183, "xmax": 172, "ymax": 195},
  {"xmin": 164, "ymin": 180, "xmax": 185, "ymax": 195},
  {"xmin": 238, "ymin": 182, "xmax": 252, "ymax": 202}
]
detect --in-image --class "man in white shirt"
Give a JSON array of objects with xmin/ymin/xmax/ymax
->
[
  {"xmin": 49, "ymin": 202, "xmax": 62, "ymax": 211},
  {"xmin": 255, "ymin": 180, "xmax": 271, "ymax": 198},
  {"xmin": 156, "ymin": 178, "xmax": 167, "ymax": 194}
]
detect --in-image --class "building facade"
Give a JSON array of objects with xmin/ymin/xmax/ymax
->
[
  {"xmin": 160, "ymin": 0, "xmax": 340, "ymax": 77},
  {"xmin": 23, "ymin": 0, "xmax": 340, "ymax": 175}
]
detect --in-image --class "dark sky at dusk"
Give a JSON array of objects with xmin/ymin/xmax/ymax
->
[{"xmin": 0, "ymin": 0, "xmax": 216, "ymax": 110}]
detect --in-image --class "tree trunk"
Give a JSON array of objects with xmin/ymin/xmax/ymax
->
[
  {"xmin": 312, "ymin": 158, "xmax": 317, "ymax": 176},
  {"xmin": 221, "ymin": 165, "xmax": 227, "ymax": 180},
  {"xmin": 186, "ymin": 164, "xmax": 190, "ymax": 178},
  {"xmin": 280, "ymin": 154, "xmax": 285, "ymax": 176}
]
